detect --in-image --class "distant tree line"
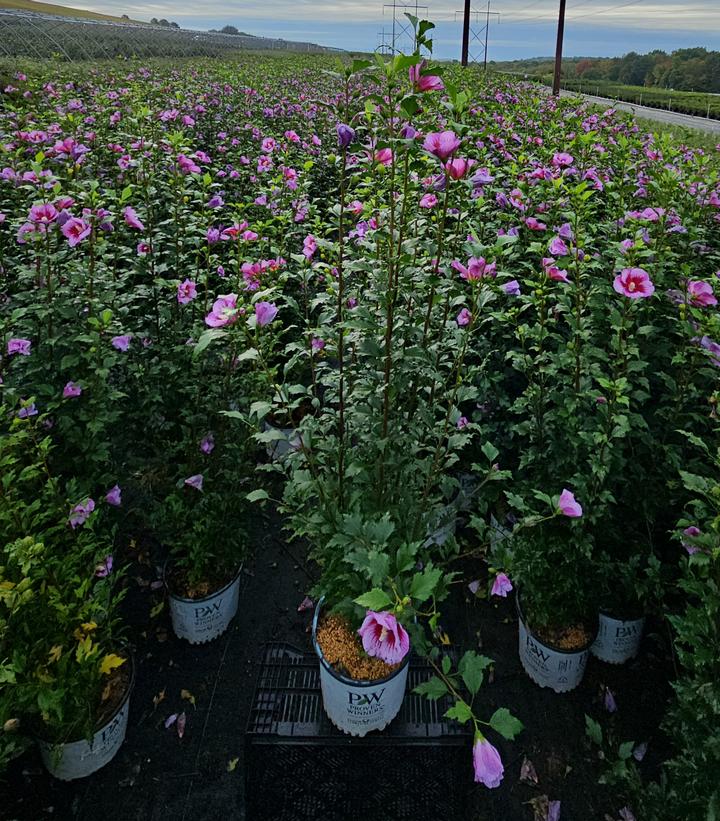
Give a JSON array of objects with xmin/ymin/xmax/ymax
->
[
  {"xmin": 491, "ymin": 47, "xmax": 720, "ymax": 93},
  {"xmin": 208, "ymin": 25, "xmax": 253, "ymax": 37},
  {"xmin": 150, "ymin": 18, "xmax": 180, "ymax": 29}
]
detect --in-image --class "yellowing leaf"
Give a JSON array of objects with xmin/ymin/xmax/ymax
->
[
  {"xmin": 73, "ymin": 621, "xmax": 98, "ymax": 641},
  {"xmin": 36, "ymin": 667, "xmax": 54, "ymax": 683},
  {"xmin": 99, "ymin": 653, "xmax": 126, "ymax": 676},
  {"xmin": 153, "ymin": 687, "xmax": 166, "ymax": 709},
  {"xmin": 75, "ymin": 634, "xmax": 94, "ymax": 661},
  {"xmin": 48, "ymin": 645, "xmax": 63, "ymax": 663},
  {"xmin": 439, "ymin": 631, "xmax": 451, "ymax": 646},
  {"xmin": 180, "ymin": 689, "xmax": 196, "ymax": 707},
  {"xmin": 226, "ymin": 757, "xmax": 239, "ymax": 772}
]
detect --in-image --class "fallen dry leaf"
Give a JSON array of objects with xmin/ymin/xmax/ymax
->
[
  {"xmin": 520, "ymin": 756, "xmax": 539, "ymax": 785},
  {"xmin": 153, "ymin": 688, "xmax": 166, "ymax": 709},
  {"xmin": 527, "ymin": 795, "xmax": 549, "ymax": 821},
  {"xmin": 297, "ymin": 596, "xmax": 314, "ymax": 613}
]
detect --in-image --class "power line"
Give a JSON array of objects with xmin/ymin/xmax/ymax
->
[
  {"xmin": 503, "ymin": 0, "xmax": 547, "ymax": 15},
  {"xmin": 502, "ymin": 1, "xmax": 718, "ymax": 25},
  {"xmin": 568, "ymin": 0, "xmax": 648, "ymax": 21},
  {"xmin": 570, "ymin": 1, "xmax": 718, "ymax": 19}
]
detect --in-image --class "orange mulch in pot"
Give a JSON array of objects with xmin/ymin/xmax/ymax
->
[
  {"xmin": 535, "ymin": 623, "xmax": 593, "ymax": 651},
  {"xmin": 316, "ymin": 614, "xmax": 400, "ymax": 682}
]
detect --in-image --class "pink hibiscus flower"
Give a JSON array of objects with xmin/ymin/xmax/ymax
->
[
  {"xmin": 357, "ymin": 610, "xmax": 410, "ymax": 666},
  {"xmin": 613, "ymin": 268, "xmax": 655, "ymax": 299}
]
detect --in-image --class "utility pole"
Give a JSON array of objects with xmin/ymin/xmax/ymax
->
[
  {"xmin": 456, "ymin": 5, "xmax": 498, "ymax": 69},
  {"xmin": 383, "ymin": 1, "xmax": 427, "ymax": 54},
  {"xmin": 552, "ymin": 0, "xmax": 566, "ymax": 96},
  {"xmin": 461, "ymin": 0, "xmax": 471, "ymax": 67},
  {"xmin": 483, "ymin": 0, "xmax": 490, "ymax": 71}
]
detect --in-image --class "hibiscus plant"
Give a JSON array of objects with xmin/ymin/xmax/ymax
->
[
  {"xmin": 149, "ymin": 284, "xmax": 286, "ymax": 593},
  {"xmin": 627, "ymin": 432, "xmax": 720, "ymax": 821},
  {"xmin": 0, "ymin": 406, "xmax": 127, "ymax": 757},
  {"xmin": 260, "ymin": 29, "xmax": 524, "ymax": 787}
]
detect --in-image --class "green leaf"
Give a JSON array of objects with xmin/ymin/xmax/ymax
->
[
  {"xmin": 354, "ymin": 588, "xmax": 392, "ymax": 610},
  {"xmin": 441, "ymin": 656, "xmax": 451, "ymax": 675},
  {"xmin": 445, "ymin": 700, "xmax": 473, "ymax": 724},
  {"xmin": 458, "ymin": 651, "xmax": 493, "ymax": 695},
  {"xmin": 193, "ymin": 328, "xmax": 226, "ymax": 356},
  {"xmin": 254, "ymin": 427, "xmax": 287, "ymax": 442},
  {"xmin": 585, "ymin": 714, "xmax": 603, "ymax": 746},
  {"xmin": 489, "ymin": 707, "xmax": 524, "ymax": 740},
  {"xmin": 250, "ymin": 401, "xmax": 272, "ymax": 419},
  {"xmin": 413, "ymin": 676, "xmax": 448, "ymax": 700},
  {"xmin": 481, "ymin": 441, "xmax": 499, "ymax": 462},
  {"xmin": 246, "ymin": 489, "xmax": 269, "ymax": 503},
  {"xmin": 395, "ymin": 542, "xmax": 418, "ymax": 573},
  {"xmin": 236, "ymin": 347, "xmax": 259, "ymax": 362},
  {"xmin": 221, "ymin": 411, "xmax": 250, "ymax": 424},
  {"xmin": 393, "ymin": 54, "xmax": 420, "ymax": 73},
  {"xmin": 679, "ymin": 470, "xmax": 709, "ymax": 495},
  {"xmin": 504, "ymin": 491, "xmax": 527, "ymax": 512},
  {"xmin": 351, "ymin": 58, "xmax": 372, "ymax": 74},
  {"xmin": 346, "ymin": 548, "xmax": 389, "ymax": 587},
  {"xmin": 618, "ymin": 741, "xmax": 635, "ymax": 761},
  {"xmin": 400, "ymin": 95, "xmax": 420, "ymax": 119},
  {"xmin": 409, "ymin": 564, "xmax": 442, "ymax": 603}
]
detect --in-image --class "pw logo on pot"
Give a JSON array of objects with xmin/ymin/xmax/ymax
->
[
  {"xmin": 526, "ymin": 637, "xmax": 550, "ymax": 665},
  {"xmin": 348, "ymin": 688, "xmax": 385, "ymax": 706},
  {"xmin": 194, "ymin": 600, "xmax": 223, "ymax": 618}
]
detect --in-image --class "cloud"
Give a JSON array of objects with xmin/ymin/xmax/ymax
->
[
  {"xmin": 81, "ymin": 0, "xmax": 720, "ymax": 32},
  {"xmin": 72, "ymin": 0, "xmax": 720, "ymax": 57}
]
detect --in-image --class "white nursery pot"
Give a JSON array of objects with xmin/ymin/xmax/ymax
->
[
  {"xmin": 167, "ymin": 565, "xmax": 241, "ymax": 644},
  {"xmin": 591, "ymin": 612, "xmax": 645, "ymax": 664},
  {"xmin": 311, "ymin": 599, "xmax": 409, "ymax": 737},
  {"xmin": 516, "ymin": 595, "xmax": 595, "ymax": 693},
  {"xmin": 39, "ymin": 658, "xmax": 134, "ymax": 781}
]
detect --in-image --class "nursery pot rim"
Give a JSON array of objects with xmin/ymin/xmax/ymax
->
[
  {"xmin": 311, "ymin": 595, "xmax": 411, "ymax": 687},
  {"xmin": 598, "ymin": 605, "xmax": 645, "ymax": 622},
  {"xmin": 163, "ymin": 560, "xmax": 243, "ymax": 604},
  {"xmin": 36, "ymin": 650, "xmax": 135, "ymax": 747},
  {"xmin": 515, "ymin": 589, "xmax": 597, "ymax": 655}
]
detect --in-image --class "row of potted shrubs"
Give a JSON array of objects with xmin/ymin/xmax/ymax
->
[{"xmin": 0, "ymin": 36, "xmax": 719, "ymax": 812}]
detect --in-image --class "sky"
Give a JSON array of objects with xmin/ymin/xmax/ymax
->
[{"xmin": 76, "ymin": 0, "xmax": 720, "ymax": 60}]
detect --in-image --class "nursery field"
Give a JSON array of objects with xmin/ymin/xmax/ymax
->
[
  {"xmin": 545, "ymin": 78, "xmax": 720, "ymax": 120},
  {"xmin": 1, "ymin": 33, "xmax": 719, "ymax": 821}
]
